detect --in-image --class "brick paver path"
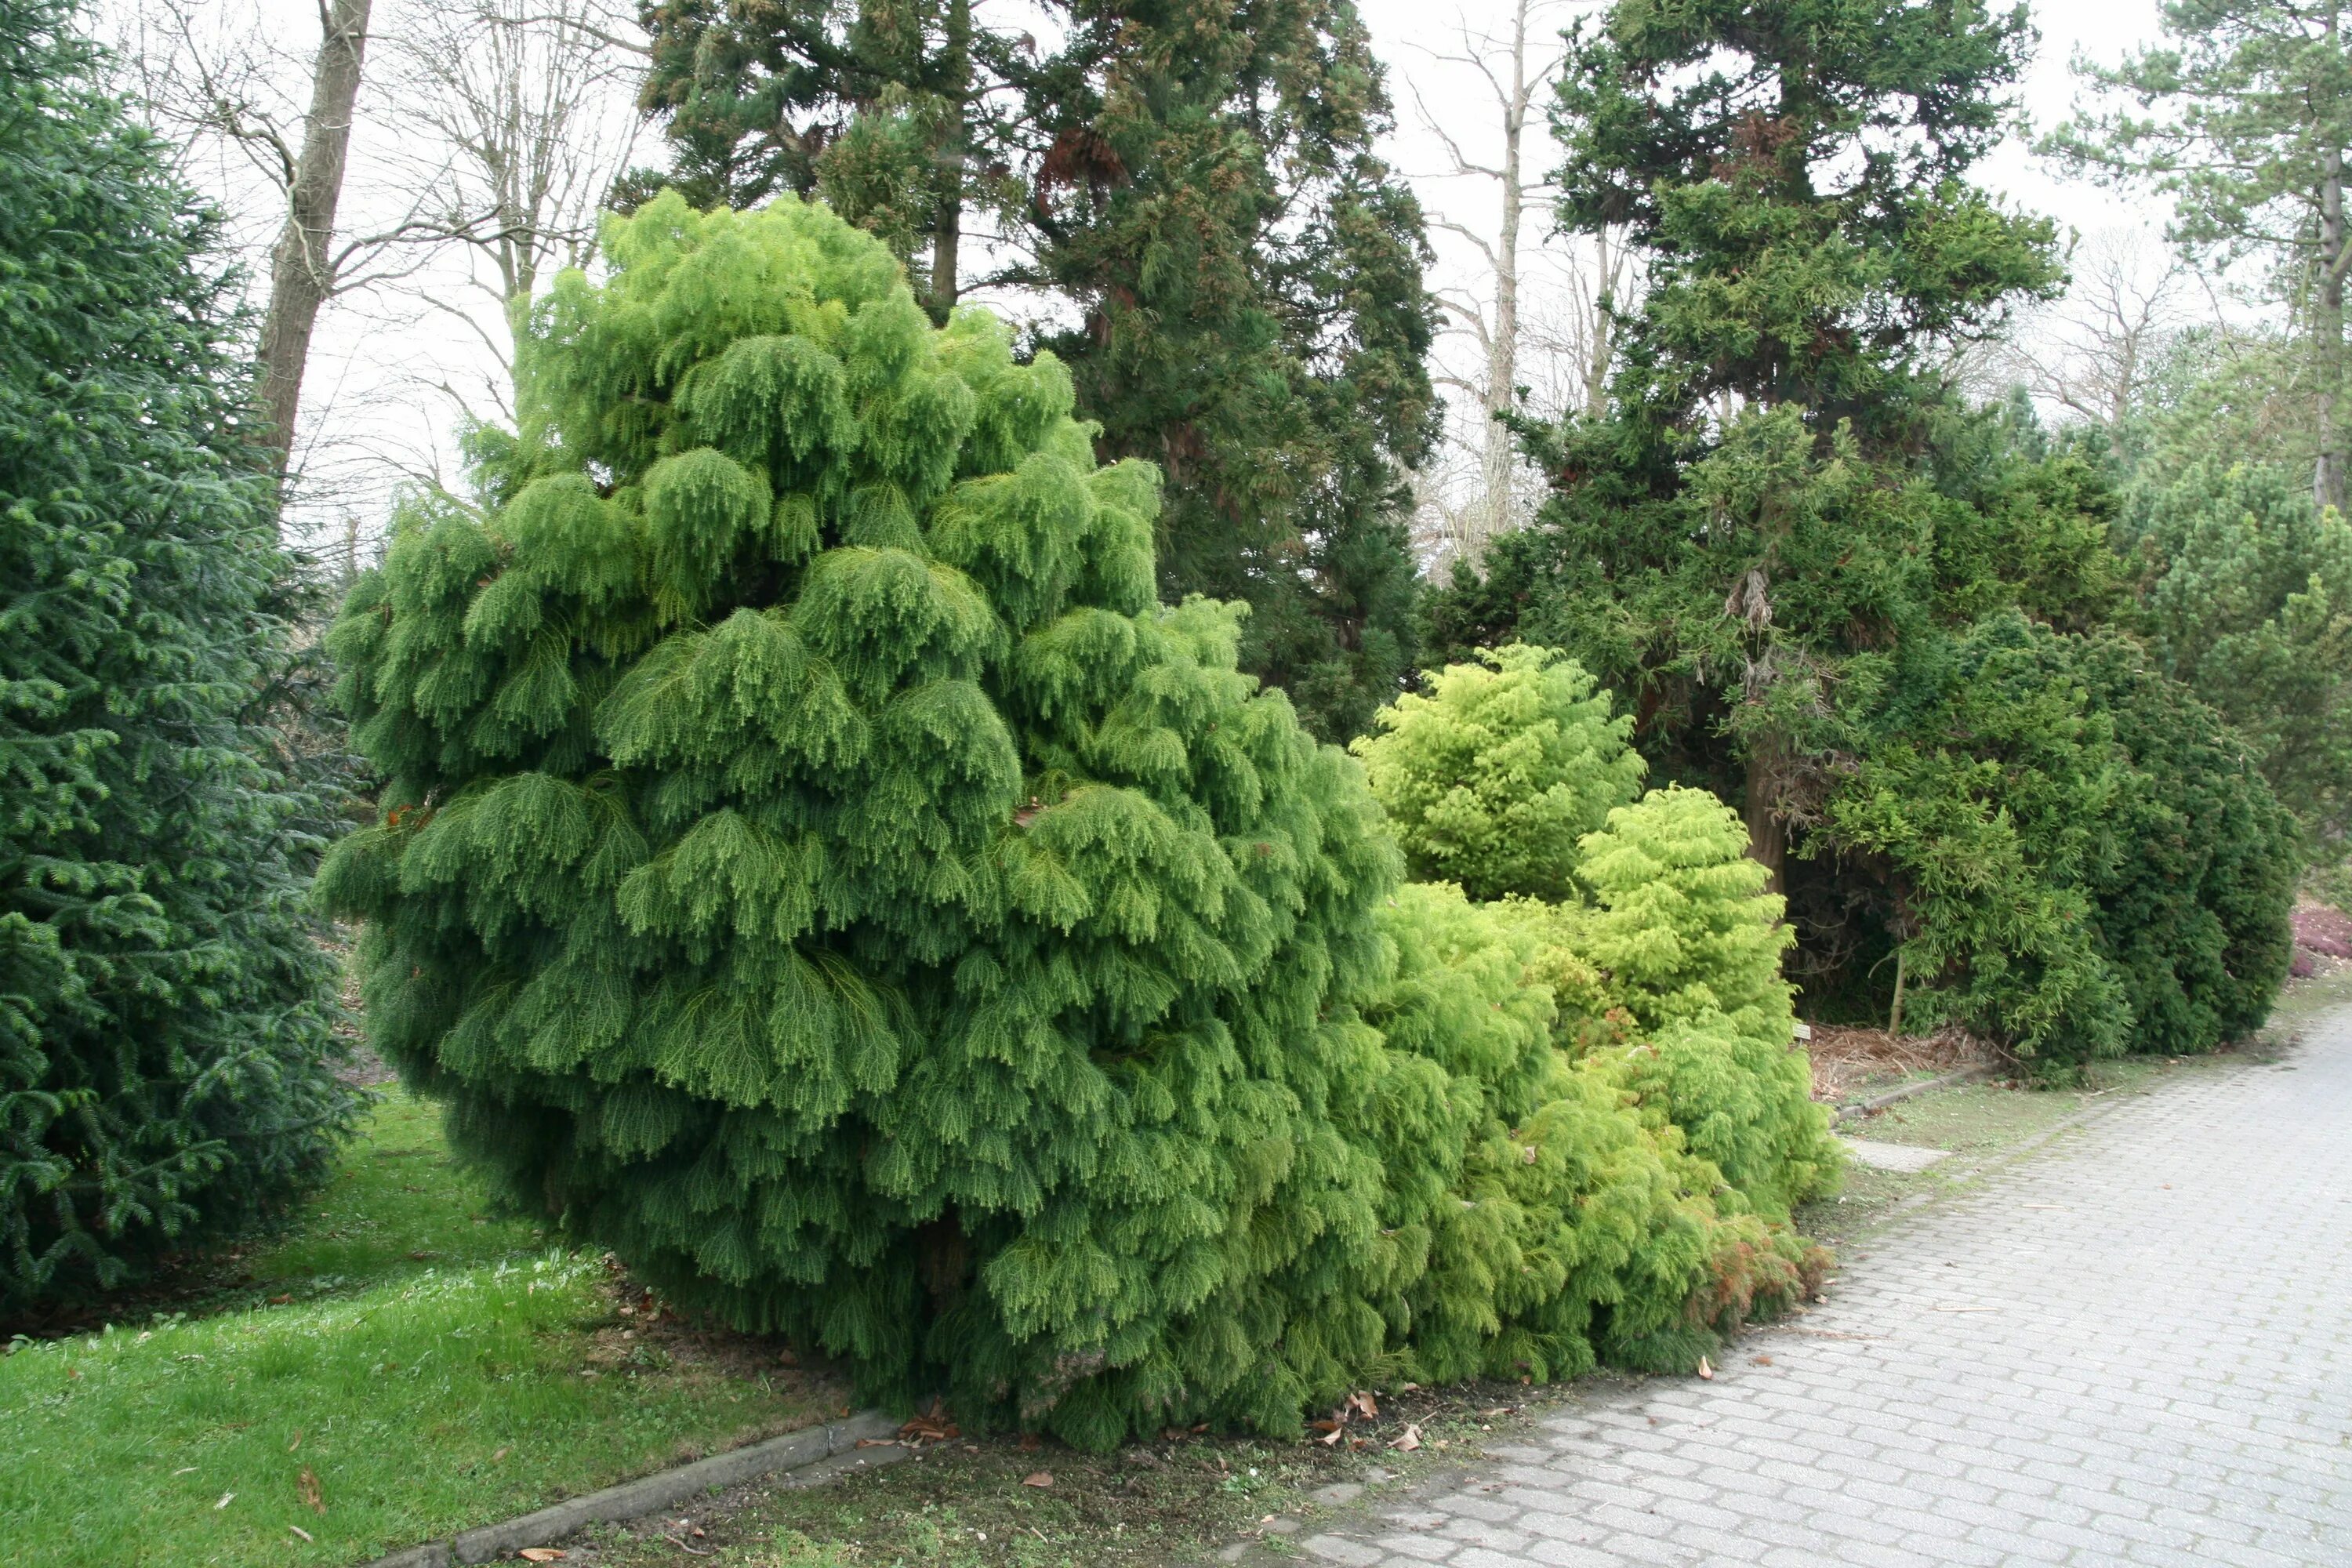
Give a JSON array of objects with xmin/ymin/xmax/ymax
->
[{"xmin": 1283, "ymin": 1013, "xmax": 2352, "ymax": 1568}]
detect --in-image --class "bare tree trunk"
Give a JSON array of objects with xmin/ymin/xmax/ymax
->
[
  {"xmin": 1473, "ymin": 0, "xmax": 1534, "ymax": 552},
  {"xmin": 928, "ymin": 0, "xmax": 971, "ymax": 320},
  {"xmin": 1583, "ymin": 226, "xmax": 1619, "ymax": 415},
  {"xmin": 1744, "ymin": 742, "xmax": 1787, "ymax": 896},
  {"xmin": 2320, "ymin": 140, "xmax": 2348, "ymax": 514},
  {"xmin": 256, "ymin": 0, "xmax": 372, "ymax": 474}
]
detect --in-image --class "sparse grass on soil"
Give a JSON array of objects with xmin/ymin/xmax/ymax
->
[
  {"xmin": 0, "ymin": 1092, "xmax": 844, "ymax": 1568},
  {"xmin": 565, "ymin": 1383, "xmax": 1547, "ymax": 1568}
]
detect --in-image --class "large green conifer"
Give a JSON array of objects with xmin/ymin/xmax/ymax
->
[
  {"xmin": 0, "ymin": 0, "xmax": 354, "ymax": 1312},
  {"xmin": 633, "ymin": 0, "xmax": 1437, "ymax": 742},
  {"xmin": 323, "ymin": 198, "xmax": 1817, "ymax": 1442}
]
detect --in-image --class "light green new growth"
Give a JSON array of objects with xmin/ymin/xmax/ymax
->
[
  {"xmin": 1576, "ymin": 786, "xmax": 1796, "ymax": 1036},
  {"xmin": 1352, "ymin": 645, "xmax": 1646, "ymax": 901}
]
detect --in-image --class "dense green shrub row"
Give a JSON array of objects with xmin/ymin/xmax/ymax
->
[{"xmin": 319, "ymin": 201, "xmax": 1836, "ymax": 1443}]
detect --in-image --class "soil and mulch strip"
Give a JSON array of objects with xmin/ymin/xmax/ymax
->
[
  {"xmin": 2292, "ymin": 901, "xmax": 2352, "ymax": 975},
  {"xmin": 1804, "ymin": 1023, "xmax": 1994, "ymax": 1105}
]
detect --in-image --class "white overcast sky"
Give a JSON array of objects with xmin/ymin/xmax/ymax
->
[{"xmin": 152, "ymin": 0, "xmax": 2179, "ymax": 550}]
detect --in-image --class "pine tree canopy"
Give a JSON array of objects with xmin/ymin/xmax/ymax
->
[
  {"xmin": 0, "ymin": 0, "xmax": 354, "ymax": 1313},
  {"xmin": 322, "ymin": 198, "xmax": 1831, "ymax": 1443}
]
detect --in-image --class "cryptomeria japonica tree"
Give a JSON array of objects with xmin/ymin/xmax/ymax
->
[{"xmin": 323, "ymin": 196, "xmax": 1827, "ymax": 1443}]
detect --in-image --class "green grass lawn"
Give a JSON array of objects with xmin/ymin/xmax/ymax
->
[{"xmin": 0, "ymin": 1092, "xmax": 842, "ymax": 1568}]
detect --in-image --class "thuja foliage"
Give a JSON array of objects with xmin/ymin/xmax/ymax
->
[
  {"xmin": 1352, "ymin": 646, "xmax": 1646, "ymax": 902},
  {"xmin": 0, "ymin": 0, "xmax": 352, "ymax": 1312},
  {"xmin": 1501, "ymin": 787, "xmax": 1835, "ymax": 1224},
  {"xmin": 323, "ymin": 199, "xmax": 1823, "ymax": 1445},
  {"xmin": 1355, "ymin": 644, "xmax": 1837, "ymax": 1222},
  {"xmin": 1366, "ymin": 884, "xmax": 1824, "ymax": 1381}
]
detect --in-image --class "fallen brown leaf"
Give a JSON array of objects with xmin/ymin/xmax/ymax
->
[
  {"xmin": 1318, "ymin": 1425, "xmax": 1345, "ymax": 1446},
  {"xmin": 286, "ymin": 1429, "xmax": 302, "ymax": 1452},
  {"xmin": 518, "ymin": 1550, "xmax": 565, "ymax": 1563},
  {"xmin": 490, "ymin": 1446, "xmax": 510, "ymax": 1464},
  {"xmin": 1696, "ymin": 1357, "xmax": 1714, "ymax": 1381},
  {"xmin": 1388, "ymin": 1423, "xmax": 1421, "ymax": 1452},
  {"xmin": 1021, "ymin": 1471, "xmax": 1054, "ymax": 1488},
  {"xmin": 1751, "ymin": 1355, "xmax": 1773, "ymax": 1367},
  {"xmin": 298, "ymin": 1468, "xmax": 324, "ymax": 1515},
  {"xmin": 1018, "ymin": 1432, "xmax": 1041, "ymax": 1452},
  {"xmin": 288, "ymin": 1524, "xmax": 314, "ymax": 1543}
]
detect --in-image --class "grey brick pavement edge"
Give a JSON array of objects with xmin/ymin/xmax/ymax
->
[
  {"xmin": 1261, "ymin": 1011, "xmax": 2352, "ymax": 1568},
  {"xmin": 362, "ymin": 1410, "xmax": 905, "ymax": 1566}
]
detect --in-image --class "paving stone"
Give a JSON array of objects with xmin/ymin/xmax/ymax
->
[{"xmin": 1226, "ymin": 1009, "xmax": 2352, "ymax": 1566}]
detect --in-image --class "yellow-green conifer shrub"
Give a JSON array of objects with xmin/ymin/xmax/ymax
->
[
  {"xmin": 1367, "ymin": 886, "xmax": 1822, "ymax": 1379},
  {"xmin": 1352, "ymin": 645, "xmax": 1647, "ymax": 900},
  {"xmin": 1574, "ymin": 787, "xmax": 1841, "ymax": 1218},
  {"xmin": 320, "ymin": 202, "xmax": 1817, "ymax": 1444}
]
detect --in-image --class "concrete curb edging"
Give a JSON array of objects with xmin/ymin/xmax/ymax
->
[
  {"xmin": 364, "ymin": 1410, "xmax": 904, "ymax": 1567},
  {"xmin": 1834, "ymin": 1060, "xmax": 2001, "ymax": 1122}
]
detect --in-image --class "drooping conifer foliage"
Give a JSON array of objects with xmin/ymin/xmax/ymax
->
[
  {"xmin": 322, "ymin": 198, "xmax": 1826, "ymax": 1443},
  {"xmin": 0, "ymin": 0, "xmax": 354, "ymax": 1313},
  {"xmin": 633, "ymin": 0, "xmax": 1438, "ymax": 742}
]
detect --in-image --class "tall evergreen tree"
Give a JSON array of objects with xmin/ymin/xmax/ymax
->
[
  {"xmin": 633, "ymin": 0, "xmax": 1436, "ymax": 742},
  {"xmin": 1022, "ymin": 0, "xmax": 1438, "ymax": 742},
  {"xmin": 0, "ymin": 0, "xmax": 354, "ymax": 1313},
  {"xmin": 632, "ymin": 0, "xmax": 1023, "ymax": 317},
  {"xmin": 1519, "ymin": 0, "xmax": 2063, "ymax": 885}
]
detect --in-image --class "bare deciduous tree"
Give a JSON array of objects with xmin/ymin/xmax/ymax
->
[
  {"xmin": 1984, "ymin": 228, "xmax": 2203, "ymax": 431},
  {"xmin": 1407, "ymin": 0, "xmax": 1629, "ymax": 570},
  {"xmin": 379, "ymin": 0, "xmax": 645, "ymax": 424},
  {"xmin": 256, "ymin": 0, "xmax": 372, "ymax": 474}
]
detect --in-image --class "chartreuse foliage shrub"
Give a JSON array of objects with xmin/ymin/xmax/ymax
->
[
  {"xmin": 1352, "ymin": 645, "xmax": 1646, "ymax": 901},
  {"xmin": 1355, "ymin": 647, "xmax": 1838, "ymax": 1224},
  {"xmin": 1, "ymin": 0, "xmax": 352, "ymax": 1313},
  {"xmin": 1363, "ymin": 885, "xmax": 1820, "ymax": 1381},
  {"xmin": 1570, "ymin": 789, "xmax": 1834, "ymax": 1220},
  {"xmin": 321, "ymin": 198, "xmax": 1817, "ymax": 1447}
]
